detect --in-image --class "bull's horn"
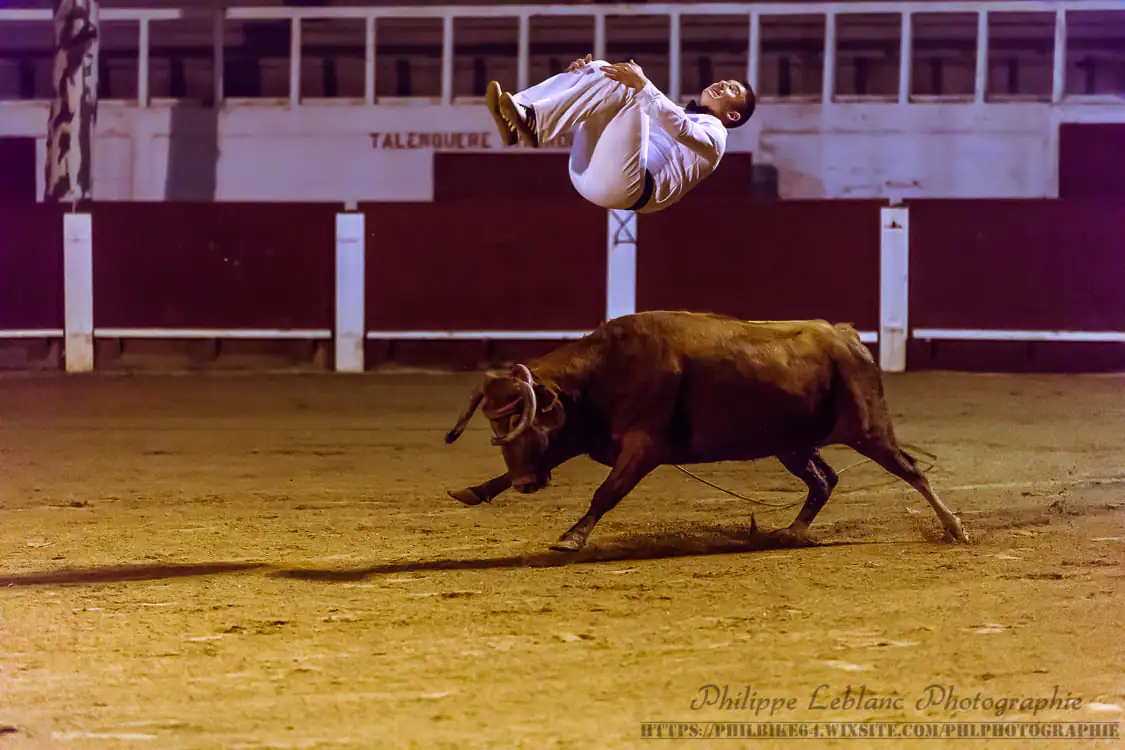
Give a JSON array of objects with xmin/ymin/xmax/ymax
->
[
  {"xmin": 492, "ymin": 379, "xmax": 537, "ymax": 445},
  {"xmin": 511, "ymin": 364, "xmax": 533, "ymax": 385},
  {"xmin": 492, "ymin": 364, "xmax": 537, "ymax": 446}
]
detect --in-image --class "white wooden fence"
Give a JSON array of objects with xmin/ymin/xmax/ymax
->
[{"xmin": 1, "ymin": 1, "xmax": 1122, "ymax": 107}]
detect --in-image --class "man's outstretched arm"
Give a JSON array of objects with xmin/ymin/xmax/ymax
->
[{"xmin": 602, "ymin": 60, "xmax": 725, "ymax": 158}]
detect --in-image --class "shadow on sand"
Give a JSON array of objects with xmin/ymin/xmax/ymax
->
[
  {"xmin": 0, "ymin": 526, "xmax": 906, "ymax": 588},
  {"xmin": 270, "ymin": 525, "xmax": 884, "ymax": 583},
  {"xmin": 0, "ymin": 561, "xmax": 269, "ymax": 588}
]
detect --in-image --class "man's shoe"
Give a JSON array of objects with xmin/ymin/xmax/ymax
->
[
  {"xmin": 498, "ymin": 92, "xmax": 539, "ymax": 148},
  {"xmin": 485, "ymin": 81, "xmax": 518, "ymax": 147}
]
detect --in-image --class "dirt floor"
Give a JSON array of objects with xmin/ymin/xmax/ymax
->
[{"xmin": 0, "ymin": 370, "xmax": 1123, "ymax": 749}]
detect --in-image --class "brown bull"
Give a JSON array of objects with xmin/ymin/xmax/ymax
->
[{"xmin": 444, "ymin": 311, "xmax": 968, "ymax": 551}]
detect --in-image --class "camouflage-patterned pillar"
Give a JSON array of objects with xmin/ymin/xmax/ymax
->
[{"xmin": 44, "ymin": 0, "xmax": 99, "ymax": 203}]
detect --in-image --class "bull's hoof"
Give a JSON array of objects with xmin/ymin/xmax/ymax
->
[
  {"xmin": 549, "ymin": 535, "xmax": 584, "ymax": 552},
  {"xmin": 945, "ymin": 518, "xmax": 970, "ymax": 544},
  {"xmin": 448, "ymin": 488, "xmax": 485, "ymax": 506},
  {"xmin": 767, "ymin": 527, "xmax": 817, "ymax": 549}
]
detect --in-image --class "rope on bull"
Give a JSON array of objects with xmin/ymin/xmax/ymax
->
[{"xmin": 672, "ymin": 442, "xmax": 940, "ymax": 511}]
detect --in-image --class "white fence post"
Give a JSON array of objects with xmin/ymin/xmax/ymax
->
[
  {"xmin": 974, "ymin": 10, "xmax": 989, "ymax": 104},
  {"xmin": 335, "ymin": 212, "xmax": 365, "ymax": 373},
  {"xmin": 879, "ymin": 205, "xmax": 910, "ymax": 373},
  {"xmin": 1051, "ymin": 8, "xmax": 1067, "ymax": 104},
  {"xmin": 63, "ymin": 212, "xmax": 94, "ymax": 373},
  {"xmin": 606, "ymin": 209, "xmax": 637, "ymax": 322},
  {"xmin": 289, "ymin": 17, "xmax": 301, "ymax": 109},
  {"xmin": 822, "ymin": 11, "xmax": 837, "ymax": 105}
]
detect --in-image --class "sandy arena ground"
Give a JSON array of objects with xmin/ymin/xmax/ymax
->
[{"xmin": 0, "ymin": 370, "xmax": 1123, "ymax": 749}]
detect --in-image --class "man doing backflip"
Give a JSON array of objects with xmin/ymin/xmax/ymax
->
[{"xmin": 486, "ymin": 55, "xmax": 756, "ymax": 213}]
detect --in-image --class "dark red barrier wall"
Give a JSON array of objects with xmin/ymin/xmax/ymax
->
[
  {"xmin": 435, "ymin": 153, "xmax": 755, "ymax": 202},
  {"xmin": 0, "ymin": 203, "xmax": 64, "ymax": 330},
  {"xmin": 667, "ymin": 154, "xmax": 756, "ymax": 204},
  {"xmin": 637, "ymin": 199, "xmax": 882, "ymax": 330},
  {"xmin": 909, "ymin": 199, "xmax": 1125, "ymax": 331},
  {"xmin": 363, "ymin": 200, "xmax": 605, "ymax": 332},
  {"xmin": 93, "ymin": 202, "xmax": 338, "ymax": 329},
  {"xmin": 0, "ymin": 139, "xmax": 36, "ymax": 202},
  {"xmin": 435, "ymin": 153, "xmax": 578, "ymax": 201},
  {"xmin": 1059, "ymin": 123, "xmax": 1125, "ymax": 197}
]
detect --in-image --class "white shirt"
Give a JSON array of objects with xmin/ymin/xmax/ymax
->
[{"xmin": 633, "ymin": 81, "xmax": 729, "ymax": 213}]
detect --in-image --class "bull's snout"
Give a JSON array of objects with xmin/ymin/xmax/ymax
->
[
  {"xmin": 512, "ymin": 478, "xmax": 541, "ymax": 494},
  {"xmin": 511, "ymin": 472, "xmax": 550, "ymax": 494}
]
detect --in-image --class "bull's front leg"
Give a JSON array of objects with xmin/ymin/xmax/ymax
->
[
  {"xmin": 551, "ymin": 433, "xmax": 659, "ymax": 552},
  {"xmin": 448, "ymin": 474, "xmax": 511, "ymax": 506}
]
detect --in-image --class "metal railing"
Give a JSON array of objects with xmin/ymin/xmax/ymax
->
[{"xmin": 1, "ymin": 1, "xmax": 1122, "ymax": 107}]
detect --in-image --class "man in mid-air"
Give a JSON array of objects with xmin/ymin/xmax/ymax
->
[{"xmin": 486, "ymin": 55, "xmax": 755, "ymax": 213}]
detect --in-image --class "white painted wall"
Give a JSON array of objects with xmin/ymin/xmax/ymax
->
[
  {"xmin": 0, "ymin": 98, "xmax": 1105, "ymax": 201},
  {"xmin": 756, "ymin": 102, "xmax": 1055, "ymax": 199}
]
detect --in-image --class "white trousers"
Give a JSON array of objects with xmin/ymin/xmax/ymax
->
[{"xmin": 513, "ymin": 61, "xmax": 650, "ymax": 210}]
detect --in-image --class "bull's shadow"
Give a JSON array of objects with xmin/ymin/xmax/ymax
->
[
  {"xmin": 0, "ymin": 561, "xmax": 268, "ymax": 588},
  {"xmin": 0, "ymin": 527, "xmax": 901, "ymax": 589},
  {"xmin": 270, "ymin": 524, "xmax": 880, "ymax": 583}
]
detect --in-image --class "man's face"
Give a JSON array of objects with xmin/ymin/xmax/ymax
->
[{"xmin": 700, "ymin": 79, "xmax": 748, "ymax": 126}]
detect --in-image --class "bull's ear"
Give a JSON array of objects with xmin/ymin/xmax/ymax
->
[
  {"xmin": 535, "ymin": 384, "xmax": 560, "ymax": 412},
  {"xmin": 535, "ymin": 384, "xmax": 566, "ymax": 429}
]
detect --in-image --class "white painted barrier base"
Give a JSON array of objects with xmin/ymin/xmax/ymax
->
[
  {"xmin": 606, "ymin": 209, "xmax": 637, "ymax": 322},
  {"xmin": 335, "ymin": 213, "xmax": 366, "ymax": 373},
  {"xmin": 63, "ymin": 213, "xmax": 94, "ymax": 373},
  {"xmin": 914, "ymin": 329, "xmax": 1125, "ymax": 342},
  {"xmin": 879, "ymin": 206, "xmax": 909, "ymax": 373}
]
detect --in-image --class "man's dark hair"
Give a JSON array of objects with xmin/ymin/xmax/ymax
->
[{"xmin": 726, "ymin": 81, "xmax": 757, "ymax": 129}]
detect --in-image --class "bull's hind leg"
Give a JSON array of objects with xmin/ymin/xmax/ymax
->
[
  {"xmin": 852, "ymin": 440, "xmax": 969, "ymax": 543},
  {"xmin": 771, "ymin": 450, "xmax": 839, "ymax": 547},
  {"xmin": 448, "ymin": 474, "xmax": 511, "ymax": 506}
]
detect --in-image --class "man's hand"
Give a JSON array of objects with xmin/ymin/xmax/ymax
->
[
  {"xmin": 602, "ymin": 59, "xmax": 648, "ymax": 91},
  {"xmin": 567, "ymin": 53, "xmax": 592, "ymax": 72}
]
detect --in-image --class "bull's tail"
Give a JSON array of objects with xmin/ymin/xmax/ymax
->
[
  {"xmin": 446, "ymin": 384, "xmax": 485, "ymax": 443},
  {"xmin": 833, "ymin": 322, "xmax": 875, "ymax": 364},
  {"xmin": 899, "ymin": 442, "xmax": 939, "ymax": 470}
]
